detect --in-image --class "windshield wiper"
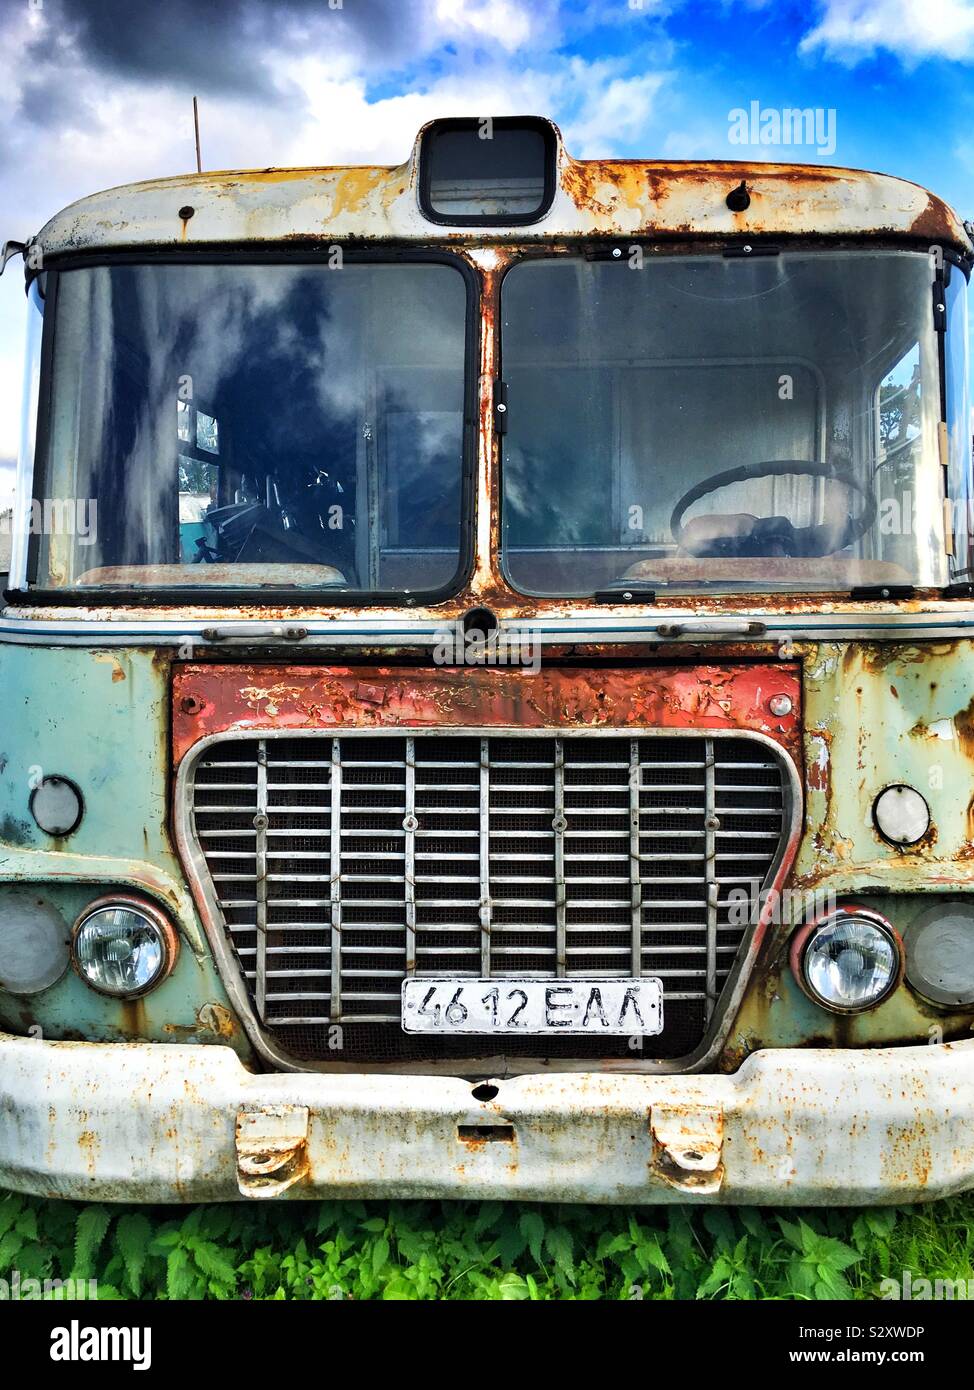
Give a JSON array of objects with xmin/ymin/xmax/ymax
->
[{"xmin": 849, "ymin": 585, "xmax": 916, "ymax": 600}]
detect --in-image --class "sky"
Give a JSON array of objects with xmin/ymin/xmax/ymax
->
[{"xmin": 1, "ymin": 0, "xmax": 973, "ymax": 509}]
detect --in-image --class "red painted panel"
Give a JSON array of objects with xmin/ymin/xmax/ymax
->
[{"xmin": 172, "ymin": 664, "xmax": 801, "ymax": 764}]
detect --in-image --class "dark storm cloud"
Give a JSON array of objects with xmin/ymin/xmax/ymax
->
[{"xmin": 26, "ymin": 0, "xmax": 434, "ymax": 102}]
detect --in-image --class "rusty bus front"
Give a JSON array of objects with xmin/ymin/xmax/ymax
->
[{"xmin": 1, "ymin": 118, "xmax": 973, "ymax": 1203}]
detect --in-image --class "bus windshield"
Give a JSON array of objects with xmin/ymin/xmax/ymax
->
[
  {"xmin": 33, "ymin": 259, "xmax": 470, "ymax": 595},
  {"xmin": 500, "ymin": 250, "xmax": 970, "ymax": 597}
]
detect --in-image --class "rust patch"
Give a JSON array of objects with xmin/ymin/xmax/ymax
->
[
  {"xmin": 236, "ymin": 1105, "xmax": 310, "ymax": 1197},
  {"xmin": 909, "ymin": 191, "xmax": 966, "ymax": 244},
  {"xmin": 650, "ymin": 1103, "xmax": 724, "ymax": 1193},
  {"xmin": 954, "ymin": 694, "xmax": 974, "ymax": 761},
  {"xmin": 77, "ymin": 1130, "xmax": 99, "ymax": 1175},
  {"xmin": 806, "ymin": 725, "xmax": 832, "ymax": 792},
  {"xmin": 172, "ymin": 662, "xmax": 803, "ymax": 763},
  {"xmin": 119, "ymin": 997, "xmax": 147, "ymax": 1039},
  {"xmin": 457, "ymin": 1123, "xmax": 516, "ymax": 1144},
  {"xmin": 163, "ymin": 1002, "xmax": 238, "ymax": 1041},
  {"xmin": 881, "ymin": 1120, "xmax": 932, "ymax": 1189}
]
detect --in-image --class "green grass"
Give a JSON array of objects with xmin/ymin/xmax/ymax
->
[{"xmin": 2, "ymin": 1190, "xmax": 973, "ymax": 1299}]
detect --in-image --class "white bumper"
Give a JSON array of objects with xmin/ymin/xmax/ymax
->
[{"xmin": 1, "ymin": 1031, "xmax": 972, "ymax": 1204}]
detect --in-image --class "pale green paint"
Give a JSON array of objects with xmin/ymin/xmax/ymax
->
[
  {"xmin": 0, "ymin": 645, "xmax": 251, "ymax": 1057},
  {"xmin": 3, "ymin": 637, "xmax": 974, "ymax": 1060}
]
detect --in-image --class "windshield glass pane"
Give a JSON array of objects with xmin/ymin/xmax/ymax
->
[
  {"xmin": 501, "ymin": 251, "xmax": 952, "ymax": 596},
  {"xmin": 36, "ymin": 261, "xmax": 469, "ymax": 593}
]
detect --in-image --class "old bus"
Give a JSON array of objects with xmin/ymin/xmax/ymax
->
[{"xmin": 1, "ymin": 117, "xmax": 973, "ymax": 1202}]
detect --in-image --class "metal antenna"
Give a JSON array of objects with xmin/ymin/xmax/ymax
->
[{"xmin": 193, "ymin": 96, "xmax": 202, "ymax": 173}]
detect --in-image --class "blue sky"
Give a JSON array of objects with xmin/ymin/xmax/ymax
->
[{"xmin": 1, "ymin": 0, "xmax": 973, "ymax": 506}]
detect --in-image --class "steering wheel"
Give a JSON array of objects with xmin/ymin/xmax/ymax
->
[{"xmin": 670, "ymin": 460, "xmax": 877, "ymax": 559}]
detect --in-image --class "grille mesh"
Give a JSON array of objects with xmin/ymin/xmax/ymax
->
[{"xmin": 191, "ymin": 732, "xmax": 787, "ymax": 1064}]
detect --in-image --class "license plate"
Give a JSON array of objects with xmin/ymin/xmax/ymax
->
[{"xmin": 401, "ymin": 977, "xmax": 663, "ymax": 1036}]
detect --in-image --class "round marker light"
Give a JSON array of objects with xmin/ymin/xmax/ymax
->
[
  {"xmin": 0, "ymin": 893, "xmax": 69, "ymax": 995},
  {"xmin": 72, "ymin": 897, "xmax": 177, "ymax": 998},
  {"xmin": 792, "ymin": 908, "xmax": 901, "ymax": 1012},
  {"xmin": 873, "ymin": 785, "xmax": 930, "ymax": 846},
  {"xmin": 768, "ymin": 693, "xmax": 793, "ymax": 717},
  {"xmin": 904, "ymin": 902, "xmax": 974, "ymax": 1007},
  {"xmin": 29, "ymin": 775, "xmax": 83, "ymax": 836}
]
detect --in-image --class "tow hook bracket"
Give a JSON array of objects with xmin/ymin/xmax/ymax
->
[
  {"xmin": 235, "ymin": 1105, "xmax": 310, "ymax": 1198},
  {"xmin": 650, "ymin": 1104, "xmax": 724, "ymax": 1194}
]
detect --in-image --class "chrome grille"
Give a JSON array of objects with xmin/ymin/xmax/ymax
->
[{"xmin": 190, "ymin": 731, "xmax": 789, "ymax": 1062}]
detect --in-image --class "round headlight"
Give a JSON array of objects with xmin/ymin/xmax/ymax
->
[
  {"xmin": 792, "ymin": 908, "xmax": 901, "ymax": 1012},
  {"xmin": 873, "ymin": 785, "xmax": 930, "ymax": 846},
  {"xmin": 29, "ymin": 775, "xmax": 84, "ymax": 837},
  {"xmin": 904, "ymin": 902, "xmax": 974, "ymax": 1007},
  {"xmin": 72, "ymin": 897, "xmax": 177, "ymax": 998}
]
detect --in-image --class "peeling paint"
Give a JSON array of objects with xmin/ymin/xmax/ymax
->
[
  {"xmin": 172, "ymin": 662, "xmax": 802, "ymax": 763},
  {"xmin": 31, "ymin": 126, "xmax": 973, "ymax": 257},
  {"xmin": 3, "ymin": 117, "xmax": 974, "ymax": 1204},
  {"xmin": 4, "ymin": 1030, "xmax": 974, "ymax": 1203}
]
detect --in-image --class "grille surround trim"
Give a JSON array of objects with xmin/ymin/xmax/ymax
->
[{"xmin": 175, "ymin": 725, "xmax": 802, "ymax": 1076}]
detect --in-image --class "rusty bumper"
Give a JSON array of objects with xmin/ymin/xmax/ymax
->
[{"xmin": 1, "ymin": 1031, "xmax": 971, "ymax": 1204}]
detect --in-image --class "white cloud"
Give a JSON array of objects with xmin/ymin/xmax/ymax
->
[
  {"xmin": 272, "ymin": 64, "xmax": 551, "ymax": 167},
  {"xmin": 559, "ymin": 62, "xmax": 668, "ymax": 156},
  {"xmin": 0, "ymin": 0, "xmax": 668, "ymax": 461},
  {"xmin": 276, "ymin": 52, "xmax": 668, "ymax": 166},
  {"xmin": 800, "ymin": 0, "xmax": 974, "ymax": 64},
  {"xmin": 661, "ymin": 125, "xmax": 723, "ymax": 159},
  {"xmin": 433, "ymin": 0, "xmax": 545, "ymax": 52}
]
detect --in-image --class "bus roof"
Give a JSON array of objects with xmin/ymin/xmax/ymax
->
[{"xmin": 31, "ymin": 119, "xmax": 973, "ymax": 259}]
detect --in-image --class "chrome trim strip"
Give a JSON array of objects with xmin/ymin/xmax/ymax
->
[
  {"xmin": 479, "ymin": 737, "xmax": 491, "ymax": 977},
  {"xmin": 404, "ymin": 736, "xmax": 417, "ymax": 978},
  {"xmin": 173, "ymin": 725, "xmax": 802, "ymax": 1077},
  {"xmin": 553, "ymin": 739, "xmax": 566, "ymax": 977},
  {"xmin": 4, "ymin": 609, "xmax": 974, "ymax": 648},
  {"xmin": 628, "ymin": 738, "xmax": 642, "ymax": 979},
  {"xmin": 255, "ymin": 740, "xmax": 268, "ymax": 1020},
  {"xmin": 329, "ymin": 737, "xmax": 343, "ymax": 1024},
  {"xmin": 704, "ymin": 738, "xmax": 718, "ymax": 1023}
]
